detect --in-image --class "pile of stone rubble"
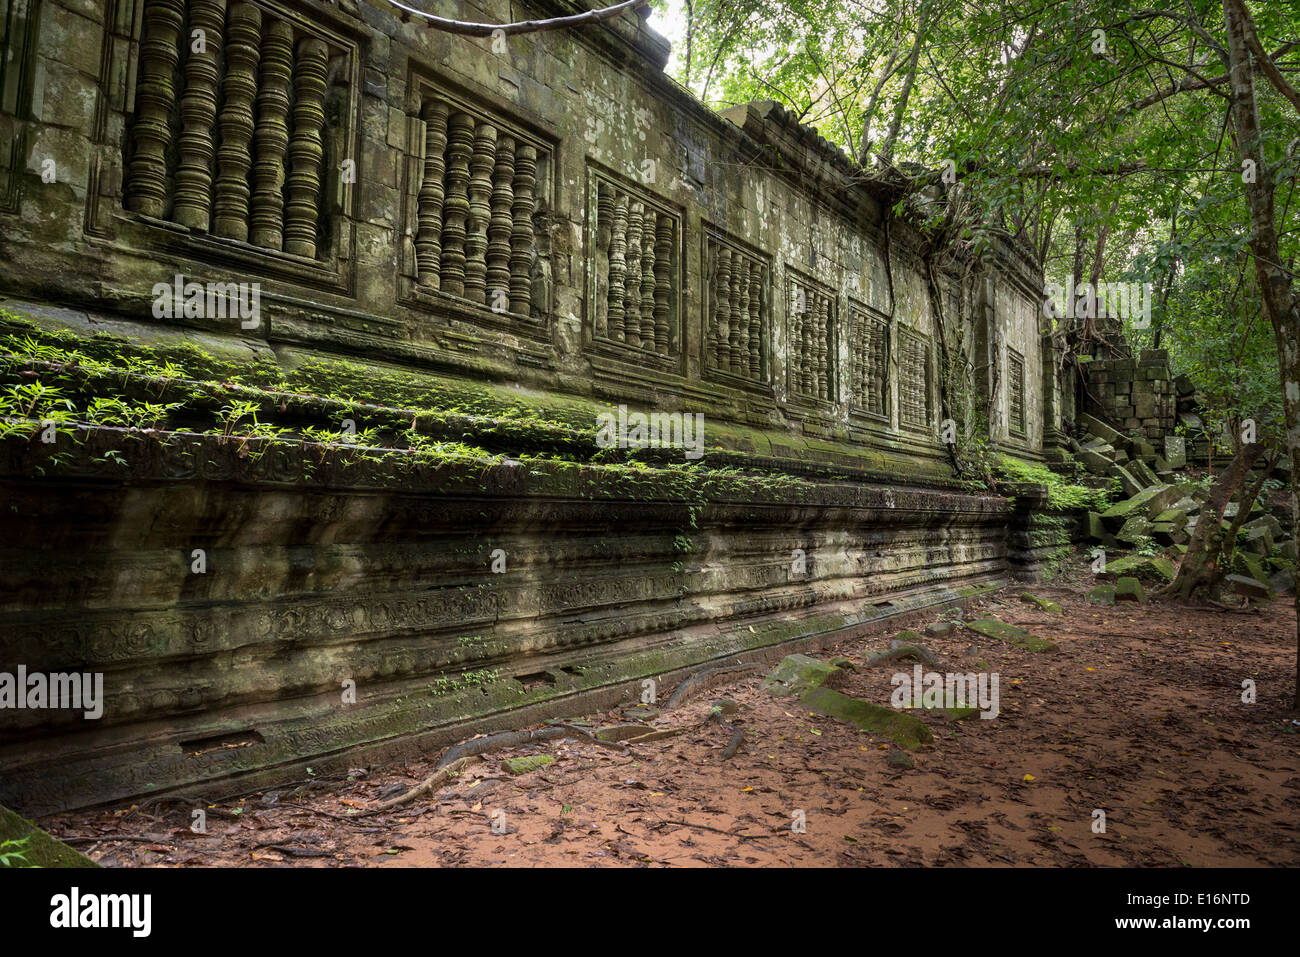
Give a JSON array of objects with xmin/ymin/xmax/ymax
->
[{"xmin": 1068, "ymin": 413, "xmax": 1295, "ymax": 600}]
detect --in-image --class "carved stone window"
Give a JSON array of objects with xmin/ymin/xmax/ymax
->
[
  {"xmin": 899, "ymin": 328, "xmax": 931, "ymax": 431},
  {"xmin": 1008, "ymin": 346, "xmax": 1026, "ymax": 437},
  {"xmin": 850, "ymin": 304, "xmax": 889, "ymax": 419},
  {"xmin": 703, "ymin": 229, "xmax": 768, "ymax": 385},
  {"xmin": 409, "ymin": 86, "xmax": 552, "ymax": 324},
  {"xmin": 0, "ymin": 0, "xmax": 40, "ymax": 211},
  {"xmin": 122, "ymin": 0, "xmax": 353, "ymax": 262},
  {"xmin": 786, "ymin": 272, "xmax": 836, "ymax": 403},
  {"xmin": 588, "ymin": 167, "xmax": 680, "ymax": 360}
]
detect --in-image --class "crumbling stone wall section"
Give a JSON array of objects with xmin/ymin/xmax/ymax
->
[
  {"xmin": 0, "ymin": 0, "xmax": 1048, "ymax": 464},
  {"xmin": 0, "ymin": 0, "xmax": 1056, "ymax": 813},
  {"xmin": 1083, "ymin": 349, "xmax": 1177, "ymax": 443}
]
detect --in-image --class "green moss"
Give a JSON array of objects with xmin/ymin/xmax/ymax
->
[
  {"xmin": 963, "ymin": 618, "xmax": 1058, "ymax": 652},
  {"xmin": 0, "ymin": 804, "xmax": 98, "ymax": 868},
  {"xmin": 997, "ymin": 454, "xmax": 1113, "ymax": 512}
]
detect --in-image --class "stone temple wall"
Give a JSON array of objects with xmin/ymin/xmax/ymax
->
[{"xmin": 0, "ymin": 0, "xmax": 1053, "ymax": 814}]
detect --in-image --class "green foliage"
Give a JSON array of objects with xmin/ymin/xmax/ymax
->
[
  {"xmin": 0, "ymin": 835, "xmax": 35, "ymax": 868},
  {"xmin": 996, "ymin": 454, "xmax": 1113, "ymax": 512}
]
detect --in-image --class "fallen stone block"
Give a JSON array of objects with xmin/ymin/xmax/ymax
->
[
  {"xmin": 963, "ymin": 618, "xmax": 1058, "ymax": 652},
  {"xmin": 1078, "ymin": 412, "xmax": 1124, "ymax": 446},
  {"xmin": 1227, "ymin": 574, "xmax": 1273, "ymax": 601},
  {"xmin": 798, "ymin": 685, "xmax": 933, "ymax": 750},
  {"xmin": 1268, "ymin": 570, "xmax": 1295, "ymax": 595},
  {"xmin": 1086, "ymin": 584, "xmax": 1116, "ymax": 606},
  {"xmin": 1110, "ymin": 463, "xmax": 1145, "ymax": 497},
  {"xmin": 1105, "ymin": 554, "xmax": 1176, "ymax": 583},
  {"xmin": 1116, "ymin": 515, "xmax": 1154, "ymax": 546},
  {"xmin": 1019, "ymin": 593, "xmax": 1063, "ymax": 614},
  {"xmin": 1152, "ymin": 507, "xmax": 1189, "ymax": 528},
  {"xmin": 1115, "ymin": 577, "xmax": 1147, "ymax": 603},
  {"xmin": 923, "ymin": 620, "xmax": 960, "ymax": 637},
  {"xmin": 1100, "ymin": 484, "xmax": 1178, "ymax": 528},
  {"xmin": 1129, "ymin": 458, "xmax": 1160, "ymax": 487},
  {"xmin": 762, "ymin": 654, "xmax": 844, "ymax": 696},
  {"xmin": 1079, "ymin": 445, "xmax": 1117, "ymax": 475},
  {"xmin": 1232, "ymin": 551, "xmax": 1271, "ymax": 587},
  {"xmin": 503, "ymin": 754, "xmax": 556, "ymax": 775}
]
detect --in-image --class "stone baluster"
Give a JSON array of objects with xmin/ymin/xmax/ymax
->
[
  {"xmin": 439, "ymin": 111, "xmax": 474, "ymax": 296},
  {"xmin": 623, "ymin": 202, "xmax": 643, "ymax": 348},
  {"xmin": 172, "ymin": 0, "xmax": 226, "ymax": 230},
  {"xmin": 487, "ymin": 134, "xmax": 515, "ymax": 310},
  {"xmin": 715, "ymin": 247, "xmax": 731, "ymax": 373},
  {"xmin": 212, "ymin": 2, "xmax": 262, "ymax": 240},
  {"xmin": 639, "ymin": 219, "xmax": 656, "ymax": 349},
  {"xmin": 465, "ymin": 121, "xmax": 496, "ymax": 304},
  {"xmin": 594, "ymin": 182, "xmax": 613, "ymax": 338},
  {"xmin": 748, "ymin": 261, "xmax": 763, "ymax": 378},
  {"xmin": 800, "ymin": 288, "xmax": 814, "ymax": 395},
  {"xmin": 415, "ymin": 101, "xmax": 449, "ymax": 288},
  {"xmin": 284, "ymin": 36, "xmax": 329, "ymax": 258},
  {"xmin": 606, "ymin": 191, "xmax": 627, "ymax": 341},
  {"xmin": 509, "ymin": 144, "xmax": 537, "ymax": 315},
  {"xmin": 729, "ymin": 251, "xmax": 745, "ymax": 372},
  {"xmin": 789, "ymin": 283, "xmax": 802, "ymax": 389},
  {"xmin": 249, "ymin": 19, "xmax": 294, "ymax": 249},
  {"xmin": 653, "ymin": 214, "xmax": 673, "ymax": 354},
  {"xmin": 815, "ymin": 295, "xmax": 829, "ymax": 399},
  {"xmin": 125, "ymin": 0, "xmax": 185, "ymax": 218}
]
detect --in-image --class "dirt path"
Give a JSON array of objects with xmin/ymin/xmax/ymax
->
[{"xmin": 46, "ymin": 563, "xmax": 1300, "ymax": 867}]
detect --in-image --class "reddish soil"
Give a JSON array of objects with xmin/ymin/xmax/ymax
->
[{"xmin": 45, "ymin": 561, "xmax": 1300, "ymax": 867}]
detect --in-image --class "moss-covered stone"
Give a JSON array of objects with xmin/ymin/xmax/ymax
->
[
  {"xmin": 1087, "ymin": 584, "xmax": 1116, "ymax": 606},
  {"xmin": 1115, "ymin": 577, "xmax": 1147, "ymax": 603},
  {"xmin": 798, "ymin": 686, "xmax": 933, "ymax": 750},
  {"xmin": 762, "ymin": 654, "xmax": 844, "ymax": 696},
  {"xmin": 1019, "ymin": 593, "xmax": 1063, "ymax": 614},
  {"xmin": 503, "ymin": 754, "xmax": 556, "ymax": 775},
  {"xmin": 963, "ymin": 618, "xmax": 1058, "ymax": 652},
  {"xmin": 0, "ymin": 804, "xmax": 98, "ymax": 868}
]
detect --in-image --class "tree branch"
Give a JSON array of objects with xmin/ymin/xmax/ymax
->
[{"xmin": 384, "ymin": 0, "xmax": 648, "ymax": 38}]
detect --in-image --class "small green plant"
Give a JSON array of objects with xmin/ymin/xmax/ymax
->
[{"xmin": 0, "ymin": 835, "xmax": 35, "ymax": 867}]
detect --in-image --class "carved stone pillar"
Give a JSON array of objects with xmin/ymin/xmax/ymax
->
[
  {"xmin": 284, "ymin": 36, "xmax": 329, "ymax": 258},
  {"xmin": 125, "ymin": 0, "xmax": 185, "ymax": 218},
  {"xmin": 509, "ymin": 144, "xmax": 536, "ymax": 315},
  {"xmin": 415, "ymin": 101, "xmax": 449, "ymax": 288},
  {"xmin": 439, "ymin": 111, "xmax": 474, "ymax": 296},
  {"xmin": 213, "ymin": 2, "xmax": 262, "ymax": 240},
  {"xmin": 715, "ymin": 248, "xmax": 732, "ymax": 372},
  {"xmin": 249, "ymin": 19, "xmax": 294, "ymax": 249},
  {"xmin": 173, "ymin": 0, "xmax": 227, "ymax": 230},
  {"xmin": 747, "ymin": 262, "xmax": 763, "ymax": 378},
  {"xmin": 653, "ymin": 214, "xmax": 672, "ymax": 354},
  {"xmin": 606, "ymin": 191, "xmax": 627, "ymax": 341},
  {"xmin": 639, "ymin": 222, "xmax": 655, "ymax": 349},
  {"xmin": 594, "ymin": 182, "xmax": 613, "ymax": 338},
  {"xmin": 465, "ymin": 121, "xmax": 496, "ymax": 304},
  {"xmin": 487, "ymin": 135, "xmax": 515, "ymax": 309}
]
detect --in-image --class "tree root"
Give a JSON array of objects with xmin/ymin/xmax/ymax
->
[
  {"xmin": 863, "ymin": 642, "xmax": 940, "ymax": 668},
  {"xmin": 435, "ymin": 724, "xmax": 625, "ymax": 769},
  {"xmin": 664, "ymin": 662, "xmax": 761, "ymax": 710},
  {"xmin": 356, "ymin": 756, "xmax": 481, "ymax": 816}
]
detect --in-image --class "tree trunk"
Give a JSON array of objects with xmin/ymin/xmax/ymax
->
[
  {"xmin": 1223, "ymin": 0, "xmax": 1300, "ymax": 708},
  {"xmin": 1217, "ymin": 454, "xmax": 1275, "ymax": 574},
  {"xmin": 1160, "ymin": 442, "xmax": 1263, "ymax": 600}
]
